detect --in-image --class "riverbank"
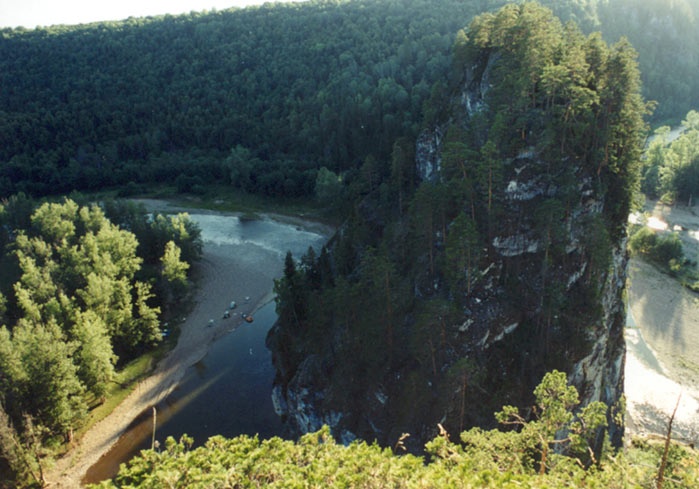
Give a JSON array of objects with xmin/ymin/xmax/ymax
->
[
  {"xmin": 45, "ymin": 200, "xmax": 333, "ymax": 488},
  {"xmin": 625, "ymin": 200, "xmax": 699, "ymax": 444}
]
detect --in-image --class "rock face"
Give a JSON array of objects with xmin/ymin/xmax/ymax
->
[
  {"xmin": 414, "ymin": 117, "xmax": 628, "ymax": 446},
  {"xmin": 272, "ymin": 82, "xmax": 627, "ymax": 450},
  {"xmin": 410, "ymin": 49, "xmax": 628, "ymax": 446},
  {"xmin": 270, "ymin": 4, "xmax": 642, "ymax": 451},
  {"xmin": 569, "ymin": 239, "xmax": 628, "ymax": 446}
]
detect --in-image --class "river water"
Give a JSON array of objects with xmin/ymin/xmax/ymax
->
[
  {"xmin": 83, "ymin": 213, "xmax": 327, "ymax": 485},
  {"xmin": 83, "ymin": 302, "xmax": 284, "ymax": 483},
  {"xmin": 193, "ymin": 213, "xmax": 327, "ymax": 260}
]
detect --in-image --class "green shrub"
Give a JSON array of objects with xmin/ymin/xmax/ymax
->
[
  {"xmin": 92, "ymin": 371, "xmax": 699, "ymax": 489},
  {"xmin": 629, "ymin": 227, "xmax": 684, "ymax": 268},
  {"xmin": 629, "ymin": 226, "xmax": 657, "ymax": 255},
  {"xmin": 652, "ymin": 233, "xmax": 684, "ymax": 265}
]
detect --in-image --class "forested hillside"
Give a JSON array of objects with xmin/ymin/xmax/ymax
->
[
  {"xmin": 0, "ymin": 0, "xmax": 479, "ymax": 198},
  {"xmin": 0, "ymin": 0, "xmax": 697, "ymax": 198},
  {"xmin": 597, "ymin": 0, "xmax": 699, "ymax": 122},
  {"xmin": 269, "ymin": 1, "xmax": 646, "ymax": 452},
  {"xmin": 0, "ymin": 0, "xmax": 697, "ymax": 486}
]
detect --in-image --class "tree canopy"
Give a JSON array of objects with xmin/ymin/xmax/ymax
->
[
  {"xmin": 0, "ymin": 0, "xmax": 476, "ymax": 198},
  {"xmin": 269, "ymin": 1, "xmax": 647, "ymax": 451},
  {"xmin": 0, "ymin": 0, "xmax": 696, "ymax": 199},
  {"xmin": 641, "ymin": 110, "xmax": 699, "ymax": 204},
  {"xmin": 0, "ymin": 197, "xmax": 201, "ymax": 484}
]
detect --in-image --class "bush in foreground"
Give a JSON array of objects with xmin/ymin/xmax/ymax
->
[{"xmin": 93, "ymin": 371, "xmax": 699, "ymax": 488}]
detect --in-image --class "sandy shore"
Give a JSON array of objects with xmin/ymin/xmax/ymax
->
[
  {"xmin": 626, "ymin": 259, "xmax": 699, "ymax": 442},
  {"xmin": 628, "ymin": 259, "xmax": 699, "ymax": 394},
  {"xmin": 625, "ymin": 201, "xmax": 699, "ymax": 443},
  {"xmin": 45, "ymin": 201, "xmax": 332, "ymax": 488}
]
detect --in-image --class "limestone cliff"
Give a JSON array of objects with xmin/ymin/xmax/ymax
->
[{"xmin": 269, "ymin": 3, "xmax": 645, "ymax": 451}]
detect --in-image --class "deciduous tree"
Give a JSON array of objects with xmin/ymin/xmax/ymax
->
[{"xmin": 161, "ymin": 240, "xmax": 189, "ymax": 287}]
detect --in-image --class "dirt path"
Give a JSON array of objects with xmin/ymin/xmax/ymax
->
[{"xmin": 45, "ymin": 201, "xmax": 332, "ymax": 488}]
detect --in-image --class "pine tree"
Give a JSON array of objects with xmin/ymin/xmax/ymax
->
[{"xmin": 445, "ymin": 212, "xmax": 480, "ymax": 296}]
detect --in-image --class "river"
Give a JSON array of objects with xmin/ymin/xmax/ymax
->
[
  {"xmin": 82, "ymin": 211, "xmax": 327, "ymax": 485},
  {"xmin": 83, "ymin": 302, "xmax": 284, "ymax": 484}
]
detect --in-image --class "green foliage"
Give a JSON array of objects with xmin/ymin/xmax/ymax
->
[
  {"xmin": 273, "ymin": 251, "xmax": 307, "ymax": 331},
  {"xmin": 642, "ymin": 111, "xmax": 699, "ymax": 203},
  {"xmin": 160, "ymin": 240, "xmax": 189, "ymax": 287},
  {"xmin": 94, "ymin": 427, "xmax": 424, "ymax": 489},
  {"xmin": 146, "ymin": 213, "xmax": 203, "ymax": 266},
  {"xmin": 0, "ymin": 197, "xmax": 200, "ymax": 475},
  {"xmin": 495, "ymin": 370, "xmax": 607, "ymax": 471},
  {"xmin": 0, "ymin": 0, "xmax": 476, "ymax": 199},
  {"xmin": 5, "ymin": 319, "xmax": 87, "ymax": 439},
  {"xmin": 445, "ymin": 212, "xmax": 480, "ymax": 295},
  {"xmin": 269, "ymin": 2, "xmax": 648, "ymax": 449},
  {"xmin": 409, "ymin": 182, "xmax": 447, "ymax": 277},
  {"xmin": 1, "ymin": 0, "xmax": 686, "ymax": 201},
  {"xmin": 0, "ymin": 199, "xmax": 159, "ymax": 440},
  {"xmin": 71, "ymin": 311, "xmax": 116, "ymax": 400},
  {"xmin": 596, "ymin": 0, "xmax": 699, "ymax": 121},
  {"xmin": 0, "ymin": 405, "xmax": 47, "ymax": 488},
  {"xmin": 451, "ymin": 2, "xmax": 648, "ymax": 239},
  {"xmin": 629, "ymin": 226, "xmax": 685, "ymax": 269},
  {"xmin": 94, "ymin": 371, "xmax": 699, "ymax": 488},
  {"xmin": 11, "ymin": 199, "xmax": 161, "ymax": 358},
  {"xmin": 314, "ymin": 167, "xmax": 344, "ymax": 209}
]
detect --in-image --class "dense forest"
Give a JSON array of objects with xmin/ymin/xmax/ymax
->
[
  {"xmin": 641, "ymin": 110, "xmax": 699, "ymax": 204},
  {"xmin": 0, "ymin": 0, "xmax": 481, "ymax": 198},
  {"xmin": 0, "ymin": 196, "xmax": 202, "ymax": 486},
  {"xmin": 1, "ymin": 0, "xmax": 698, "ymax": 487},
  {"xmin": 269, "ymin": 0, "xmax": 647, "ymax": 451},
  {"xmin": 0, "ymin": 0, "xmax": 697, "ymax": 200}
]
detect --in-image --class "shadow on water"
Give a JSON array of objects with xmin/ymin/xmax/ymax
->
[{"xmin": 83, "ymin": 301, "xmax": 286, "ymax": 485}]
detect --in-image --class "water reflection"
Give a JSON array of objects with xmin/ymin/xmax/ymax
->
[
  {"xmin": 84, "ymin": 300, "xmax": 285, "ymax": 485},
  {"xmin": 82, "ymin": 213, "xmax": 327, "ymax": 485},
  {"xmin": 194, "ymin": 214, "xmax": 324, "ymax": 259}
]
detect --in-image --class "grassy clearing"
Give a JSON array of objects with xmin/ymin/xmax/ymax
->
[
  {"xmin": 77, "ymin": 352, "xmax": 159, "ymax": 439},
  {"xmin": 49, "ymin": 348, "xmax": 166, "ymax": 458}
]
